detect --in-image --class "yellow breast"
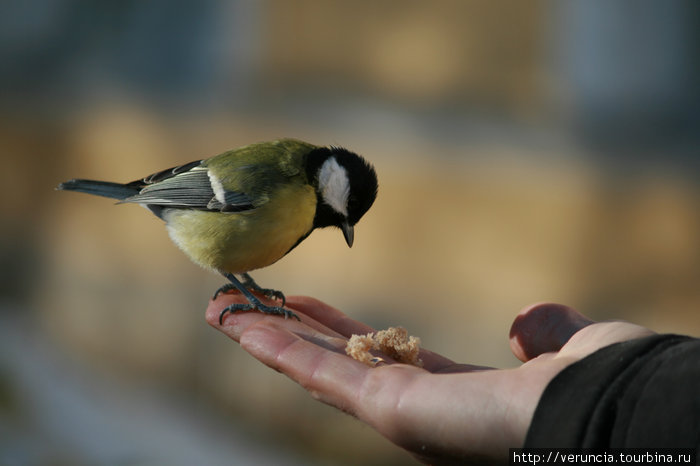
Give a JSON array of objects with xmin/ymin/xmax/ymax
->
[{"xmin": 164, "ymin": 183, "xmax": 317, "ymax": 274}]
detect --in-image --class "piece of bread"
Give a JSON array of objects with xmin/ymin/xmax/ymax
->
[{"xmin": 346, "ymin": 327, "xmax": 422, "ymax": 367}]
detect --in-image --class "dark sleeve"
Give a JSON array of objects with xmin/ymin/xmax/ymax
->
[{"xmin": 525, "ymin": 334, "xmax": 700, "ymax": 448}]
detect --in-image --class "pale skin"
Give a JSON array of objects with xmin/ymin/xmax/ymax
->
[{"xmin": 206, "ymin": 296, "xmax": 655, "ymax": 465}]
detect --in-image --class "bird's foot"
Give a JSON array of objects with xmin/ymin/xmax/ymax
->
[
  {"xmin": 212, "ymin": 280, "xmax": 285, "ymax": 305},
  {"xmin": 215, "ymin": 272, "xmax": 296, "ymax": 324},
  {"xmin": 218, "ymin": 302, "xmax": 300, "ymax": 325},
  {"xmin": 240, "ymin": 273, "xmax": 286, "ymax": 306}
]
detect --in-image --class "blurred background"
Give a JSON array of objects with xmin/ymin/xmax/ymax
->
[{"xmin": 1, "ymin": 0, "xmax": 699, "ymax": 464}]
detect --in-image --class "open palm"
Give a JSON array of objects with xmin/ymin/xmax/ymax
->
[{"xmin": 207, "ymin": 296, "xmax": 654, "ymax": 465}]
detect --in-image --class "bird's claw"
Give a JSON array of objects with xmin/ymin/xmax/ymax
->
[
  {"xmin": 213, "ymin": 277, "xmax": 286, "ymax": 306},
  {"xmin": 212, "ymin": 283, "xmax": 238, "ymax": 300},
  {"xmin": 218, "ymin": 302, "xmax": 300, "ymax": 325},
  {"xmin": 261, "ymin": 288, "xmax": 286, "ymax": 306}
]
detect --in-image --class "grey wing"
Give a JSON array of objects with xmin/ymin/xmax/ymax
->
[{"xmin": 121, "ymin": 165, "xmax": 254, "ymax": 212}]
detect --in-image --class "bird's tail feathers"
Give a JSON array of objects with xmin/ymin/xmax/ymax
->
[{"xmin": 57, "ymin": 179, "xmax": 138, "ymax": 201}]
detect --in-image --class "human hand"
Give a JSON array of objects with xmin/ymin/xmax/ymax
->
[{"xmin": 206, "ymin": 296, "xmax": 654, "ymax": 465}]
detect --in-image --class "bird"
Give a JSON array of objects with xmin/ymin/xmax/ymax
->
[{"xmin": 57, "ymin": 138, "xmax": 378, "ymax": 324}]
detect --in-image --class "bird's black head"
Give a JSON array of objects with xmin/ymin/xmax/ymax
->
[{"xmin": 306, "ymin": 146, "xmax": 378, "ymax": 246}]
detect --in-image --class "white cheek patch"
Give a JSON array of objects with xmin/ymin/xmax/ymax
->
[
  {"xmin": 318, "ymin": 157, "xmax": 350, "ymax": 216},
  {"xmin": 208, "ymin": 171, "xmax": 227, "ymax": 205}
]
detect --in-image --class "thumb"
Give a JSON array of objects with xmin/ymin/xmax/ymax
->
[{"xmin": 509, "ymin": 302, "xmax": 594, "ymax": 362}]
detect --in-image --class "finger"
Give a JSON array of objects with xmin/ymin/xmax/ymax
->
[
  {"xmin": 284, "ymin": 296, "xmax": 375, "ymax": 337},
  {"xmin": 509, "ymin": 302, "xmax": 594, "ymax": 362},
  {"xmin": 208, "ymin": 295, "xmax": 476, "ymax": 374},
  {"xmin": 239, "ymin": 319, "xmax": 371, "ymax": 414},
  {"xmin": 288, "ymin": 296, "xmax": 476, "ymax": 372},
  {"xmin": 289, "ymin": 296, "xmax": 485, "ymax": 372},
  {"xmin": 205, "ymin": 294, "xmax": 345, "ymax": 341}
]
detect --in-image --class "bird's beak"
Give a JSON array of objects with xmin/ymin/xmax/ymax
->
[{"xmin": 341, "ymin": 221, "xmax": 354, "ymax": 248}]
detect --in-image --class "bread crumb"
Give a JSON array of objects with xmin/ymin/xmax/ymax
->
[
  {"xmin": 346, "ymin": 327, "xmax": 423, "ymax": 367},
  {"xmin": 344, "ymin": 334, "xmax": 377, "ymax": 365}
]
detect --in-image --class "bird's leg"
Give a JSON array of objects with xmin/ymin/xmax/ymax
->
[
  {"xmin": 240, "ymin": 273, "xmax": 286, "ymax": 306},
  {"xmin": 217, "ymin": 273, "xmax": 299, "ymax": 325}
]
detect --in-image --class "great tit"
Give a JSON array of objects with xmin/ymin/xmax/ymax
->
[{"xmin": 58, "ymin": 138, "xmax": 378, "ymax": 323}]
